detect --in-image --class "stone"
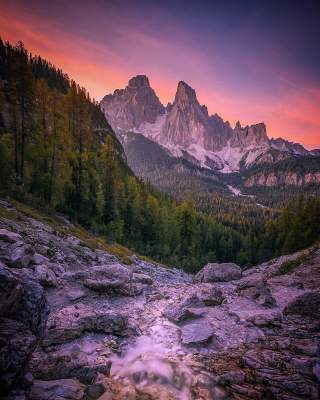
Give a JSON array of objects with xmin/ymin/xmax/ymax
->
[
  {"xmin": 162, "ymin": 294, "xmax": 204, "ymax": 323},
  {"xmin": 0, "ymin": 264, "xmax": 46, "ymax": 394},
  {"xmin": 23, "ymin": 372, "xmax": 34, "ymax": 387},
  {"xmin": 197, "ymin": 285, "xmax": 223, "ymax": 306},
  {"xmin": 31, "ymin": 253, "xmax": 50, "ymax": 265},
  {"xmin": 218, "ymin": 370, "xmax": 246, "ymax": 386},
  {"xmin": 30, "ymin": 378, "xmax": 85, "ymax": 400},
  {"xmin": 44, "ymin": 304, "xmax": 129, "ymax": 346},
  {"xmin": 85, "ymin": 383, "xmax": 106, "ymax": 399},
  {"xmin": 35, "ymin": 264, "xmax": 58, "ymax": 287},
  {"xmin": 5, "ymin": 243, "xmax": 34, "ymax": 268},
  {"xmin": 132, "ymin": 272, "xmax": 153, "ymax": 285},
  {"xmin": 180, "ymin": 321, "xmax": 214, "ymax": 345},
  {"xmin": 195, "ymin": 263, "xmax": 242, "ymax": 283},
  {"xmin": 247, "ymin": 311, "xmax": 282, "ymax": 327},
  {"xmin": 284, "ymin": 292, "xmax": 320, "ymax": 319},
  {"xmin": 0, "ymin": 228, "xmax": 22, "ymax": 243}
]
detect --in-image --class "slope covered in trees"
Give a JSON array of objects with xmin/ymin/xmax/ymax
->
[{"xmin": 0, "ymin": 38, "xmax": 319, "ymax": 272}]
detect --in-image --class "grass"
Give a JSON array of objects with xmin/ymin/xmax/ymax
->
[
  {"xmin": 276, "ymin": 244, "xmax": 319, "ymax": 276},
  {"xmin": 0, "ymin": 198, "xmax": 150, "ymax": 266}
]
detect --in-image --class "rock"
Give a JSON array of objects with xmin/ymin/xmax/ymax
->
[
  {"xmin": 35, "ymin": 264, "xmax": 58, "ymax": 287},
  {"xmin": 85, "ymin": 383, "xmax": 106, "ymax": 400},
  {"xmin": 132, "ymin": 272, "xmax": 153, "ymax": 285},
  {"xmin": 78, "ymin": 264, "xmax": 143, "ymax": 296},
  {"xmin": 0, "ymin": 318, "xmax": 37, "ymax": 392},
  {"xmin": 163, "ymin": 294, "xmax": 204, "ymax": 323},
  {"xmin": 0, "ymin": 228, "xmax": 22, "ymax": 243},
  {"xmin": 313, "ymin": 362, "xmax": 320, "ymax": 382},
  {"xmin": 284, "ymin": 292, "xmax": 320, "ymax": 319},
  {"xmin": 247, "ymin": 311, "xmax": 282, "ymax": 327},
  {"xmin": 218, "ymin": 370, "xmax": 246, "ymax": 386},
  {"xmin": 30, "ymin": 378, "xmax": 85, "ymax": 400},
  {"xmin": 44, "ymin": 304, "xmax": 129, "ymax": 346},
  {"xmin": 31, "ymin": 253, "xmax": 50, "ymax": 265},
  {"xmin": 195, "ymin": 263, "xmax": 242, "ymax": 283},
  {"xmin": 197, "ymin": 285, "xmax": 223, "ymax": 306},
  {"xmin": 4, "ymin": 243, "xmax": 34, "ymax": 268},
  {"xmin": 23, "ymin": 372, "xmax": 34, "ymax": 387},
  {"xmin": 67, "ymin": 288, "xmax": 87, "ymax": 302},
  {"xmin": 83, "ymin": 278, "xmax": 142, "ymax": 296},
  {"xmin": 180, "ymin": 321, "xmax": 214, "ymax": 345},
  {"xmin": 237, "ymin": 274, "xmax": 276, "ymax": 307},
  {"xmin": 0, "ymin": 264, "xmax": 47, "ymax": 394}
]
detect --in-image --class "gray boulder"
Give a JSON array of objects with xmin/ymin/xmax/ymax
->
[
  {"xmin": 44, "ymin": 304, "xmax": 129, "ymax": 346},
  {"xmin": 163, "ymin": 294, "xmax": 204, "ymax": 323},
  {"xmin": 0, "ymin": 228, "xmax": 22, "ymax": 243},
  {"xmin": 195, "ymin": 262, "xmax": 242, "ymax": 283},
  {"xmin": 180, "ymin": 321, "xmax": 214, "ymax": 345}
]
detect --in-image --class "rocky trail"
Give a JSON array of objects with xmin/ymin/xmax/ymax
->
[{"xmin": 0, "ymin": 200, "xmax": 319, "ymax": 400}]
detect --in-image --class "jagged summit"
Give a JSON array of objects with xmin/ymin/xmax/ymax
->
[
  {"xmin": 101, "ymin": 75, "xmax": 164, "ymax": 131},
  {"xmin": 100, "ymin": 76, "xmax": 315, "ymax": 173},
  {"xmin": 174, "ymin": 81, "xmax": 197, "ymax": 104},
  {"xmin": 128, "ymin": 74, "xmax": 150, "ymax": 88}
]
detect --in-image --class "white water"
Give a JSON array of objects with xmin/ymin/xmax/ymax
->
[{"xmin": 111, "ymin": 335, "xmax": 194, "ymax": 400}]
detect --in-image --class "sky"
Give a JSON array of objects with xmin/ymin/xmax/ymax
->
[{"xmin": 1, "ymin": 0, "xmax": 320, "ymax": 149}]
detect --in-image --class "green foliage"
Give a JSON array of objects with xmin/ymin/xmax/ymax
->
[{"xmin": 261, "ymin": 196, "xmax": 320, "ymax": 260}]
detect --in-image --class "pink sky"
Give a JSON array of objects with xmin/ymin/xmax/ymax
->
[{"xmin": 1, "ymin": 1, "xmax": 319, "ymax": 149}]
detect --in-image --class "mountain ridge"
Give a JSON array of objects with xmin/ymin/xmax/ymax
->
[{"xmin": 101, "ymin": 75, "xmax": 318, "ymax": 175}]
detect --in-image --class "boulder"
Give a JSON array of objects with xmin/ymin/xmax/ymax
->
[
  {"xmin": 133, "ymin": 272, "xmax": 153, "ymax": 285},
  {"xmin": 180, "ymin": 321, "xmax": 214, "ymax": 345},
  {"xmin": 195, "ymin": 263, "xmax": 242, "ymax": 283},
  {"xmin": 237, "ymin": 275, "xmax": 276, "ymax": 308},
  {"xmin": 0, "ymin": 228, "xmax": 22, "ymax": 243},
  {"xmin": 0, "ymin": 264, "xmax": 47, "ymax": 394},
  {"xmin": 197, "ymin": 285, "xmax": 223, "ymax": 306},
  {"xmin": 44, "ymin": 304, "xmax": 129, "ymax": 346},
  {"xmin": 30, "ymin": 378, "xmax": 85, "ymax": 400},
  {"xmin": 35, "ymin": 264, "xmax": 58, "ymax": 287},
  {"xmin": 163, "ymin": 294, "xmax": 204, "ymax": 323},
  {"xmin": 284, "ymin": 292, "xmax": 320, "ymax": 319},
  {"xmin": 31, "ymin": 253, "xmax": 50, "ymax": 265},
  {"xmin": 0, "ymin": 318, "xmax": 37, "ymax": 392}
]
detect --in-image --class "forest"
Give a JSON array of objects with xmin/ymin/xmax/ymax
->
[{"xmin": 0, "ymin": 38, "xmax": 319, "ymax": 272}]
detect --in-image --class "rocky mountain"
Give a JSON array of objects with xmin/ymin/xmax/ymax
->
[
  {"xmin": 121, "ymin": 131, "xmax": 228, "ymax": 198},
  {"xmin": 1, "ymin": 199, "xmax": 319, "ymax": 400},
  {"xmin": 101, "ymin": 76, "xmax": 320, "ymax": 179},
  {"xmin": 101, "ymin": 75, "xmax": 165, "ymax": 132}
]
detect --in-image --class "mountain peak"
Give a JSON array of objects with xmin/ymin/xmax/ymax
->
[
  {"xmin": 235, "ymin": 121, "xmax": 242, "ymax": 130},
  {"xmin": 128, "ymin": 75, "xmax": 150, "ymax": 88},
  {"xmin": 175, "ymin": 81, "xmax": 197, "ymax": 103}
]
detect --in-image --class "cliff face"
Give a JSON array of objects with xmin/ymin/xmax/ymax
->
[
  {"xmin": 244, "ymin": 171, "xmax": 320, "ymax": 187},
  {"xmin": 100, "ymin": 75, "xmax": 165, "ymax": 131},
  {"xmin": 1, "ymin": 200, "xmax": 320, "ymax": 400}
]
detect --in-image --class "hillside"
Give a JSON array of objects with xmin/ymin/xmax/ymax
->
[{"xmin": 0, "ymin": 198, "xmax": 319, "ymax": 400}]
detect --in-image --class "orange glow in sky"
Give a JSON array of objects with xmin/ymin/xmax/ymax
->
[{"xmin": 1, "ymin": 1, "xmax": 319, "ymax": 149}]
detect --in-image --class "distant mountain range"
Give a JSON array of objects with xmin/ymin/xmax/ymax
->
[{"xmin": 101, "ymin": 75, "xmax": 320, "ymax": 204}]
